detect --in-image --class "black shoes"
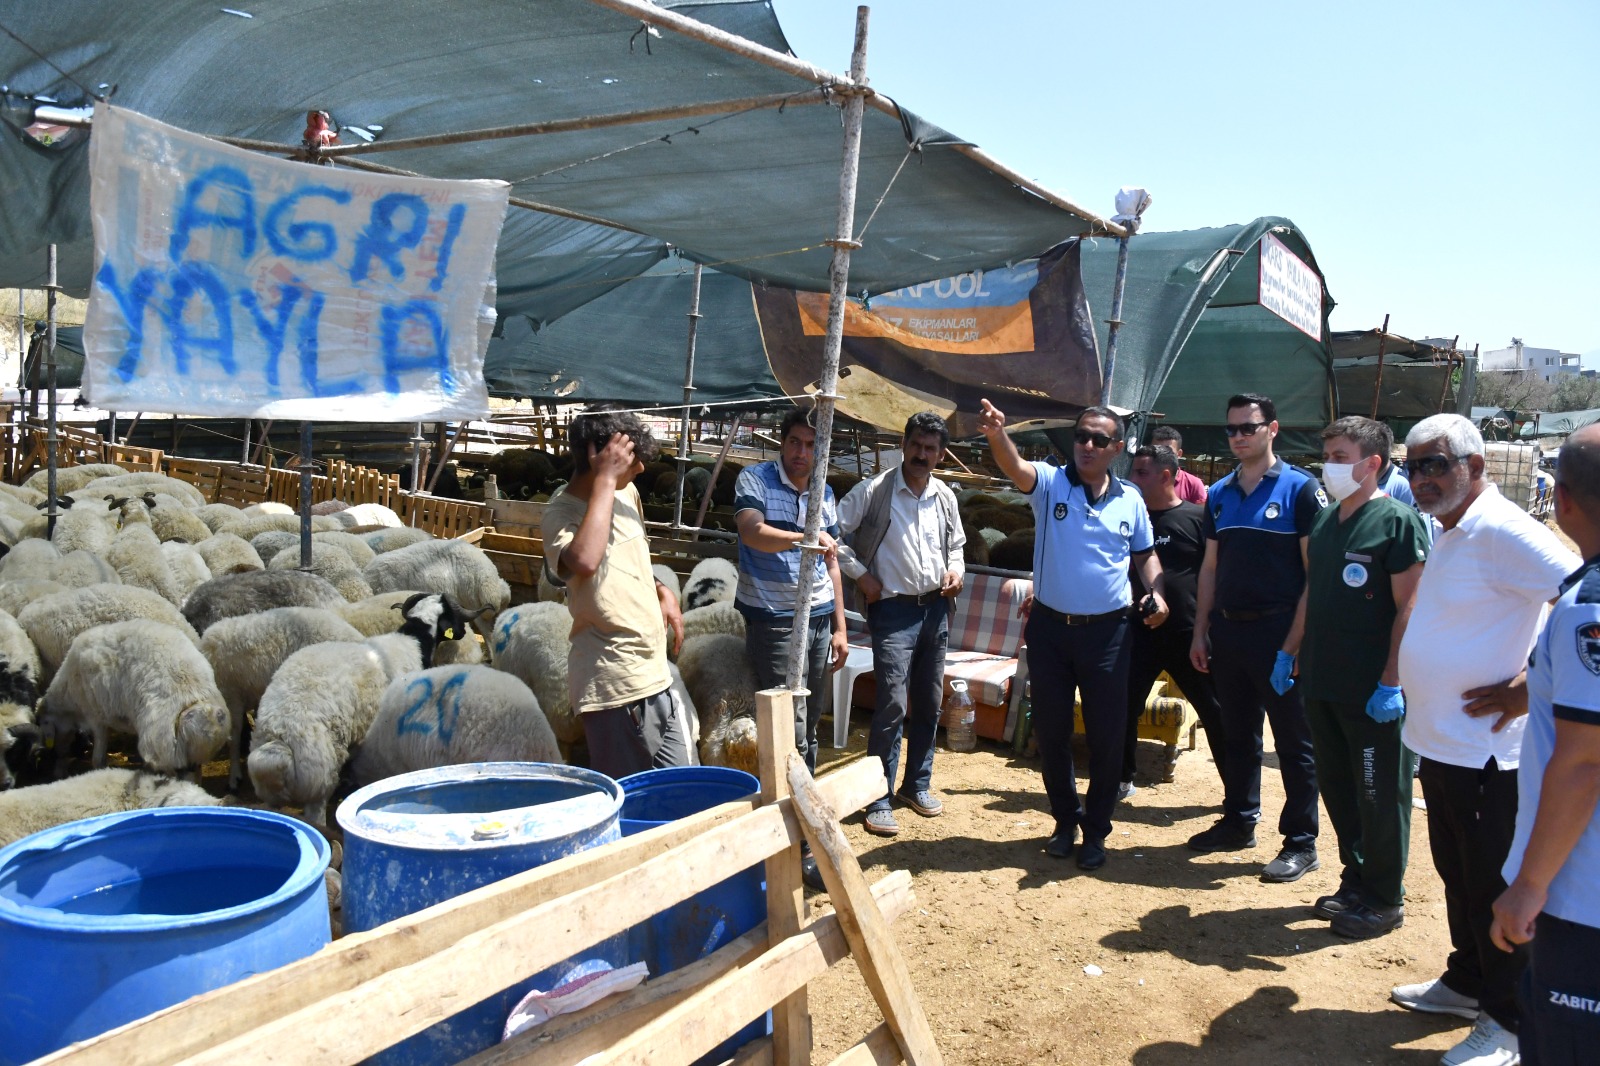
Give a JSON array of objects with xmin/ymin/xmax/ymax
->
[
  {"xmin": 800, "ymin": 852, "xmax": 825, "ymax": 892},
  {"xmin": 1186, "ymin": 818, "xmax": 1258, "ymax": 853},
  {"xmin": 1332, "ymin": 901, "xmax": 1404, "ymax": 939},
  {"xmin": 1046, "ymin": 828, "xmax": 1076, "ymax": 859},
  {"xmin": 1076, "ymin": 839, "xmax": 1107, "ymax": 871},
  {"xmin": 1261, "ymin": 847, "xmax": 1319, "ymax": 883},
  {"xmin": 1313, "ymin": 884, "xmax": 1362, "ymax": 920}
]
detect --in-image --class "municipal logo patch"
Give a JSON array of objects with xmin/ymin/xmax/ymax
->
[
  {"xmin": 1576, "ymin": 623, "xmax": 1600, "ymax": 676},
  {"xmin": 1342, "ymin": 563, "xmax": 1368, "ymax": 588},
  {"xmin": 1264, "ymin": 502, "xmax": 1280, "ymax": 520},
  {"xmin": 1315, "ymin": 488, "xmax": 1330, "ymax": 508},
  {"xmin": 1119, "ymin": 521, "xmax": 1131, "ymax": 537},
  {"xmin": 1054, "ymin": 501, "xmax": 1067, "ymax": 521}
]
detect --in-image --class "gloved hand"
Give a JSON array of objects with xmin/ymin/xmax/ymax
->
[
  {"xmin": 1366, "ymin": 683, "xmax": 1406, "ymax": 723},
  {"xmin": 1270, "ymin": 651, "xmax": 1297, "ymax": 695}
]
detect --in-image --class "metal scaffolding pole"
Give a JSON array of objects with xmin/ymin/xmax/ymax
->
[
  {"xmin": 45, "ymin": 246, "xmax": 60, "ymax": 538},
  {"xmin": 1099, "ymin": 235, "xmax": 1132, "ymax": 407},
  {"xmin": 299, "ymin": 422, "xmax": 314, "ymax": 568},
  {"xmin": 784, "ymin": 7, "xmax": 869, "ymax": 693},
  {"xmin": 673, "ymin": 263, "xmax": 705, "ymax": 529}
]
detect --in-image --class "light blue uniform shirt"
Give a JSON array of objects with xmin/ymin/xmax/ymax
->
[
  {"xmin": 1025, "ymin": 460, "xmax": 1153, "ymax": 615},
  {"xmin": 1504, "ymin": 558, "xmax": 1600, "ymax": 927}
]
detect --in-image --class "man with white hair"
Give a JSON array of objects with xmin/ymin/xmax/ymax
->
[{"xmin": 1392, "ymin": 414, "xmax": 1577, "ymax": 1066}]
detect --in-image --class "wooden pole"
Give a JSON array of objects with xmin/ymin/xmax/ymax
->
[
  {"xmin": 785, "ymin": 6, "xmax": 869, "ymax": 692},
  {"xmin": 1100, "ymin": 234, "xmax": 1132, "ymax": 405},
  {"xmin": 1437, "ymin": 335, "xmax": 1464, "ymax": 414},
  {"xmin": 691, "ymin": 419, "xmax": 740, "ymax": 537},
  {"xmin": 1368, "ymin": 313, "xmax": 1391, "ymax": 420},
  {"xmin": 427, "ymin": 420, "xmax": 468, "ymax": 493},
  {"xmin": 673, "ymin": 263, "xmax": 704, "ymax": 529},
  {"xmin": 757, "ymin": 688, "xmax": 811, "ymax": 1066}
]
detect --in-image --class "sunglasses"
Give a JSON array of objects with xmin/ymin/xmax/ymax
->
[
  {"xmin": 1224, "ymin": 422, "xmax": 1270, "ymax": 438},
  {"xmin": 1403, "ymin": 455, "xmax": 1469, "ymax": 478},
  {"xmin": 1073, "ymin": 430, "xmax": 1119, "ymax": 449}
]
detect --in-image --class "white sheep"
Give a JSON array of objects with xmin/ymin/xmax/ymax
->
[
  {"xmin": 351, "ymin": 665, "xmax": 561, "ymax": 784},
  {"xmin": 333, "ymin": 590, "xmax": 486, "ymax": 663},
  {"xmin": 0, "ymin": 483, "xmax": 45, "ymax": 509},
  {"xmin": 27, "ymin": 497, "xmax": 118, "ymax": 556},
  {"xmin": 233, "ymin": 512, "xmax": 342, "ymax": 543},
  {"xmin": 241, "ymin": 502, "xmax": 295, "ymax": 516},
  {"xmin": 363, "ymin": 526, "xmax": 434, "ymax": 554},
  {"xmin": 92, "ymin": 473, "xmax": 209, "ymax": 508},
  {"xmin": 267, "ymin": 541, "xmax": 374, "ymax": 601},
  {"xmin": 251, "ymin": 530, "xmax": 299, "ymax": 563},
  {"xmin": 0, "ymin": 579, "xmax": 68, "ymax": 618},
  {"xmin": 162, "ymin": 542, "xmax": 215, "ymax": 605},
  {"xmin": 0, "ymin": 540, "xmax": 65, "ymax": 582},
  {"xmin": 0, "ymin": 609, "xmax": 43, "ymax": 791},
  {"xmin": 23, "ymin": 463, "xmax": 127, "ymax": 495},
  {"xmin": 677, "ymin": 633, "xmax": 759, "ymax": 773},
  {"xmin": 0, "ymin": 541, "xmax": 119, "ymax": 591},
  {"xmin": 20, "ymin": 583, "xmax": 201, "ymax": 680},
  {"xmin": 200, "ymin": 606, "xmax": 364, "ymax": 789},
  {"xmin": 106, "ymin": 524, "xmax": 183, "ymax": 604},
  {"xmin": 194, "ymin": 532, "xmax": 264, "ymax": 576},
  {"xmin": 180, "ymin": 569, "xmax": 347, "ymax": 634},
  {"xmin": 682, "ymin": 557, "xmax": 737, "ymax": 611},
  {"xmin": 364, "ymin": 539, "xmax": 509, "ymax": 642},
  {"xmin": 140, "ymin": 493, "xmax": 214, "ymax": 544},
  {"xmin": 312, "ymin": 530, "xmax": 377, "ymax": 568},
  {"xmin": 40, "ymin": 619, "xmax": 231, "ymax": 774},
  {"xmin": 330, "ymin": 503, "xmax": 404, "ymax": 530},
  {"xmin": 488, "ymin": 601, "xmax": 579, "ymax": 745},
  {"xmin": 679, "ymin": 600, "xmax": 746, "ymax": 649},
  {"xmin": 0, "ymin": 768, "xmax": 222, "ymax": 846},
  {"xmin": 195, "ymin": 503, "xmax": 247, "ymax": 534}
]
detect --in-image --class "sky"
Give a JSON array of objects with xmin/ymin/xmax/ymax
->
[{"xmin": 769, "ymin": 0, "xmax": 1600, "ymax": 363}]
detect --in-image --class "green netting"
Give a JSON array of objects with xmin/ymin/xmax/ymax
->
[{"xmin": 1331, "ymin": 329, "xmax": 1466, "ymax": 421}]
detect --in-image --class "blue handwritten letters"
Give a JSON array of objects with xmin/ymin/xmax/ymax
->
[{"xmin": 82, "ymin": 104, "xmax": 509, "ymax": 419}]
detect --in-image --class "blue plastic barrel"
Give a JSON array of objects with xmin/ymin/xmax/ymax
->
[
  {"xmin": 0, "ymin": 806, "xmax": 331, "ymax": 1065},
  {"xmin": 618, "ymin": 766, "xmax": 768, "ymax": 1065},
  {"xmin": 336, "ymin": 762, "xmax": 624, "ymax": 1066}
]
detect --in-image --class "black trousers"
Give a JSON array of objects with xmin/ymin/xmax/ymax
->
[
  {"xmin": 1208, "ymin": 613, "xmax": 1319, "ymax": 850},
  {"xmin": 1521, "ymin": 913, "xmax": 1600, "ymax": 1064},
  {"xmin": 1023, "ymin": 609, "xmax": 1131, "ymax": 845},
  {"xmin": 1419, "ymin": 755, "xmax": 1526, "ymax": 1031},
  {"xmin": 1123, "ymin": 622, "xmax": 1227, "ymax": 787}
]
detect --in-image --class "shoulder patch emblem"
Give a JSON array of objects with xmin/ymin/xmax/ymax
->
[
  {"xmin": 1576, "ymin": 623, "xmax": 1600, "ymax": 676},
  {"xmin": 1315, "ymin": 488, "xmax": 1330, "ymax": 508},
  {"xmin": 1264, "ymin": 502, "xmax": 1280, "ymax": 520},
  {"xmin": 1054, "ymin": 501, "xmax": 1068, "ymax": 521}
]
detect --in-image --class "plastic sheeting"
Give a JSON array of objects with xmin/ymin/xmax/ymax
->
[{"xmin": 1331, "ymin": 329, "xmax": 1466, "ymax": 422}]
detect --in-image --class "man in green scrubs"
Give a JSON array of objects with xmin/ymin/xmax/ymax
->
[{"xmin": 1280, "ymin": 416, "xmax": 1428, "ymax": 939}]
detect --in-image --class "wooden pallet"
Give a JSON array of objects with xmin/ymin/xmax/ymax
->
[
  {"xmin": 404, "ymin": 494, "xmax": 491, "ymax": 539},
  {"xmin": 163, "ymin": 457, "xmax": 224, "ymax": 501},
  {"xmin": 213, "ymin": 464, "xmax": 272, "ymax": 507},
  {"xmin": 104, "ymin": 443, "xmax": 164, "ymax": 473}
]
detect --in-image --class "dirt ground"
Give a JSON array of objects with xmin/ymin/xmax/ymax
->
[{"xmin": 805, "ymin": 722, "xmax": 1469, "ymax": 1065}]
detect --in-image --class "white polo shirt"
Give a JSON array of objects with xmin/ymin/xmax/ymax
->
[{"xmin": 1398, "ymin": 484, "xmax": 1578, "ymax": 769}]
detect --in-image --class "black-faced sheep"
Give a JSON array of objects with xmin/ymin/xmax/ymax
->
[
  {"xmin": 180, "ymin": 569, "xmax": 347, "ymax": 634},
  {"xmin": 363, "ymin": 539, "xmax": 509, "ymax": 643},
  {"xmin": 682, "ymin": 557, "xmax": 737, "ymax": 611},
  {"xmin": 0, "ymin": 768, "xmax": 222, "ymax": 846}
]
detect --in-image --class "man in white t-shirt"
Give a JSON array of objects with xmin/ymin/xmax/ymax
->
[{"xmin": 1393, "ymin": 415, "xmax": 1577, "ymax": 1066}]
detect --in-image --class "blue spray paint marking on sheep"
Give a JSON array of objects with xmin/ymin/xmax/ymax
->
[
  {"xmin": 494, "ymin": 609, "xmax": 522, "ymax": 655},
  {"xmin": 395, "ymin": 673, "xmax": 467, "ymax": 745}
]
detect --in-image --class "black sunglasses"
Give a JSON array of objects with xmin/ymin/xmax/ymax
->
[
  {"xmin": 1073, "ymin": 430, "xmax": 1118, "ymax": 449},
  {"xmin": 1224, "ymin": 422, "xmax": 1270, "ymax": 438},
  {"xmin": 1403, "ymin": 455, "xmax": 1470, "ymax": 478}
]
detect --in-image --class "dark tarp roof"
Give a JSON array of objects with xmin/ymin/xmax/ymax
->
[
  {"xmin": 1330, "ymin": 329, "xmax": 1467, "ymax": 421},
  {"xmin": 1, "ymin": 0, "xmax": 1102, "ymax": 327}
]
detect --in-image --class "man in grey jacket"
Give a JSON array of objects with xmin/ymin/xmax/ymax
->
[{"xmin": 836, "ymin": 411, "xmax": 966, "ymax": 836}]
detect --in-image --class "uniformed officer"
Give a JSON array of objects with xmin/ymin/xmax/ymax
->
[
  {"xmin": 1188, "ymin": 393, "xmax": 1325, "ymax": 883},
  {"xmin": 979, "ymin": 398, "xmax": 1167, "ymax": 872},
  {"xmin": 1283, "ymin": 416, "xmax": 1429, "ymax": 939},
  {"xmin": 1492, "ymin": 423, "xmax": 1600, "ymax": 1065}
]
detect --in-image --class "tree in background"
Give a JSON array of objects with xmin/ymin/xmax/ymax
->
[{"xmin": 1474, "ymin": 370, "xmax": 1600, "ymax": 415}]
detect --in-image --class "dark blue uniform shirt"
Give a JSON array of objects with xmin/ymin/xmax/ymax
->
[{"xmin": 1202, "ymin": 458, "xmax": 1326, "ymax": 613}]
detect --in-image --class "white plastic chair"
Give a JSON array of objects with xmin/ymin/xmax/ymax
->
[{"xmin": 831, "ymin": 644, "xmax": 875, "ymax": 748}]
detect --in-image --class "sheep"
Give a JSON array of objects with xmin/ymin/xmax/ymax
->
[
  {"xmin": 200, "ymin": 607, "xmax": 364, "ymax": 789},
  {"xmin": 682, "ymin": 557, "xmax": 737, "ymax": 611},
  {"xmin": 51, "ymin": 550, "xmax": 122, "ymax": 590},
  {"xmin": 267, "ymin": 541, "xmax": 374, "ymax": 601},
  {"xmin": 194, "ymin": 532, "xmax": 264, "ymax": 576},
  {"xmin": 92, "ymin": 473, "xmax": 209, "ymax": 508},
  {"xmin": 105, "ymin": 524, "xmax": 183, "ymax": 604},
  {"xmin": 652, "ymin": 565, "xmax": 681, "ymax": 608},
  {"xmin": 0, "ymin": 579, "xmax": 69, "ymax": 618},
  {"xmin": 363, "ymin": 526, "xmax": 434, "ymax": 554},
  {"xmin": 350, "ymin": 665, "xmax": 561, "ymax": 785},
  {"xmin": 329, "ymin": 503, "xmax": 403, "ymax": 530},
  {"xmin": 195, "ymin": 503, "xmax": 247, "ymax": 534},
  {"xmin": 364, "ymin": 539, "xmax": 509, "ymax": 643},
  {"xmin": 488, "ymin": 601, "xmax": 579, "ymax": 745},
  {"xmin": 676, "ymin": 633, "xmax": 759, "ymax": 773},
  {"xmin": 312, "ymin": 530, "xmax": 377, "ymax": 568},
  {"xmin": 29, "ymin": 497, "xmax": 117, "ymax": 556},
  {"xmin": 679, "ymin": 600, "xmax": 746, "ymax": 648},
  {"xmin": 246, "ymin": 595, "xmax": 474, "ymax": 822},
  {"xmin": 141, "ymin": 493, "xmax": 214, "ymax": 544},
  {"xmin": 40, "ymin": 619, "xmax": 231, "ymax": 774},
  {"xmin": 0, "ymin": 540, "xmax": 64, "ymax": 582},
  {"xmin": 0, "ymin": 610, "xmax": 43, "ymax": 790},
  {"xmin": 241, "ymin": 502, "xmax": 295, "ymax": 517},
  {"xmin": 180, "ymin": 569, "xmax": 347, "ymax": 634},
  {"xmin": 251, "ymin": 530, "xmax": 300, "ymax": 564},
  {"xmin": 20, "ymin": 583, "xmax": 201, "ymax": 680},
  {"xmin": 23, "ymin": 463, "xmax": 127, "ymax": 495},
  {"xmin": 0, "ymin": 541, "xmax": 120, "ymax": 590},
  {"xmin": 332, "ymin": 590, "xmax": 487, "ymax": 663},
  {"xmin": 0, "ymin": 483, "xmax": 45, "ymax": 509},
  {"xmin": 232, "ymin": 512, "xmax": 341, "ymax": 543},
  {"xmin": 0, "ymin": 768, "xmax": 222, "ymax": 846},
  {"xmin": 162, "ymin": 542, "xmax": 213, "ymax": 604}
]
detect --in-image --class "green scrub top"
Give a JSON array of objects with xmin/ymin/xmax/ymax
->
[{"xmin": 1300, "ymin": 494, "xmax": 1430, "ymax": 704}]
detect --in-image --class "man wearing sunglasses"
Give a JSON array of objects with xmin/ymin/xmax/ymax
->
[
  {"xmin": 979, "ymin": 398, "xmax": 1167, "ymax": 872},
  {"xmin": 1392, "ymin": 415, "xmax": 1575, "ymax": 1065},
  {"xmin": 1187, "ymin": 393, "xmax": 1325, "ymax": 885}
]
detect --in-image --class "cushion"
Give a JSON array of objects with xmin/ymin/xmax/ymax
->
[
  {"xmin": 943, "ymin": 649, "xmax": 1017, "ymax": 707},
  {"xmin": 948, "ymin": 573, "xmax": 1032, "ymax": 657}
]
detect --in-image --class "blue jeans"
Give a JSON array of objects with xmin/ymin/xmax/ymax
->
[
  {"xmin": 744, "ymin": 611, "xmax": 833, "ymax": 772},
  {"xmin": 865, "ymin": 597, "xmax": 949, "ymax": 814}
]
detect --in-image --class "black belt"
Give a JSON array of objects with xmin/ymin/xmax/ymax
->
[
  {"xmin": 1035, "ymin": 603, "xmax": 1130, "ymax": 626},
  {"xmin": 1217, "ymin": 605, "xmax": 1294, "ymax": 622},
  {"xmin": 884, "ymin": 590, "xmax": 944, "ymax": 607}
]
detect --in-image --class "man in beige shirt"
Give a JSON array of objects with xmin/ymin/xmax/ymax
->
[{"xmin": 544, "ymin": 405, "xmax": 688, "ymax": 778}]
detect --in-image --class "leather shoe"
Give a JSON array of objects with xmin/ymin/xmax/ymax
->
[
  {"xmin": 1332, "ymin": 901, "xmax": 1404, "ymax": 939},
  {"xmin": 1313, "ymin": 884, "xmax": 1362, "ymax": 920},
  {"xmin": 1045, "ymin": 829, "xmax": 1076, "ymax": 859},
  {"xmin": 1261, "ymin": 847, "xmax": 1319, "ymax": 883},
  {"xmin": 1186, "ymin": 818, "xmax": 1257, "ymax": 853},
  {"xmin": 1076, "ymin": 839, "xmax": 1107, "ymax": 871},
  {"xmin": 800, "ymin": 853, "xmax": 826, "ymax": 892}
]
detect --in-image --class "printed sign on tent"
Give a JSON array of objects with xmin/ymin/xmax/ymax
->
[
  {"xmin": 82, "ymin": 103, "xmax": 508, "ymax": 419},
  {"xmin": 1257, "ymin": 232, "xmax": 1323, "ymax": 340}
]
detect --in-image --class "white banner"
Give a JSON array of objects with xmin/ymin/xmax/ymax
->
[
  {"xmin": 83, "ymin": 104, "xmax": 508, "ymax": 419},
  {"xmin": 1256, "ymin": 232, "xmax": 1323, "ymax": 341}
]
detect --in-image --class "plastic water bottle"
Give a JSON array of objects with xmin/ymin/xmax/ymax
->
[{"xmin": 943, "ymin": 679, "xmax": 977, "ymax": 752}]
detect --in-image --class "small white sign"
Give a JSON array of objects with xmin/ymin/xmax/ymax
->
[{"xmin": 1257, "ymin": 233, "xmax": 1323, "ymax": 340}]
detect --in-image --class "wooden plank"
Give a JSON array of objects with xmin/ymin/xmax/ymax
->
[
  {"xmin": 826, "ymin": 1024, "xmax": 902, "ymax": 1066},
  {"xmin": 39, "ymin": 761, "xmax": 884, "ymax": 1066},
  {"xmin": 757, "ymin": 688, "xmax": 810, "ymax": 1066},
  {"xmin": 463, "ymin": 870, "xmax": 913, "ymax": 1066},
  {"xmin": 788, "ymin": 752, "xmax": 942, "ymax": 1066},
  {"xmin": 481, "ymin": 532, "xmax": 540, "ymax": 554}
]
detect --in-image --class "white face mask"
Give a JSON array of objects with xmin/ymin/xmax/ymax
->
[{"xmin": 1321, "ymin": 461, "xmax": 1366, "ymax": 501}]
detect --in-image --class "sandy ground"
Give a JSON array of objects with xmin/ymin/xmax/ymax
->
[{"xmin": 805, "ymin": 722, "xmax": 1470, "ymax": 1065}]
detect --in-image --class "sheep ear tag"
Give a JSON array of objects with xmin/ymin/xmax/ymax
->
[{"xmin": 444, "ymin": 628, "xmax": 455, "ymax": 640}]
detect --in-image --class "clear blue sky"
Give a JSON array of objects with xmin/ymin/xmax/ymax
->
[{"xmin": 770, "ymin": 0, "xmax": 1600, "ymax": 363}]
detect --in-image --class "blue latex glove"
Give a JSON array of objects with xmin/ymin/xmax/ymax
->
[
  {"xmin": 1270, "ymin": 651, "xmax": 1297, "ymax": 695},
  {"xmin": 1366, "ymin": 683, "xmax": 1406, "ymax": 723}
]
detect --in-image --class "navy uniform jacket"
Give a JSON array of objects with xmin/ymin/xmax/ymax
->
[{"xmin": 1202, "ymin": 458, "xmax": 1326, "ymax": 614}]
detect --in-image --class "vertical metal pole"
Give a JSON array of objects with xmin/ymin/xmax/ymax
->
[
  {"xmin": 673, "ymin": 262, "xmax": 705, "ymax": 530},
  {"xmin": 784, "ymin": 6, "xmax": 869, "ymax": 693},
  {"xmin": 408, "ymin": 421, "xmax": 426, "ymax": 526},
  {"xmin": 1368, "ymin": 313, "xmax": 1392, "ymax": 420},
  {"xmin": 45, "ymin": 246, "xmax": 59, "ymax": 538},
  {"xmin": 299, "ymin": 422, "xmax": 314, "ymax": 568},
  {"xmin": 107, "ymin": 411, "xmax": 117, "ymax": 448},
  {"xmin": 241, "ymin": 418, "xmax": 252, "ymax": 464},
  {"xmin": 1099, "ymin": 234, "xmax": 1131, "ymax": 405}
]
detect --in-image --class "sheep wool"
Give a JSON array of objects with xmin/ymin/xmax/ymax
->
[
  {"xmin": 194, "ymin": 532, "xmax": 264, "ymax": 577},
  {"xmin": 267, "ymin": 541, "xmax": 375, "ymax": 601},
  {"xmin": 194, "ymin": 503, "xmax": 247, "ymax": 535},
  {"xmin": 682, "ymin": 557, "xmax": 737, "ymax": 611},
  {"xmin": 352, "ymin": 665, "xmax": 561, "ymax": 784},
  {"xmin": 0, "ymin": 579, "xmax": 69, "ymax": 618},
  {"xmin": 330, "ymin": 503, "xmax": 403, "ymax": 530},
  {"xmin": 675, "ymin": 633, "xmax": 759, "ymax": 772},
  {"xmin": 363, "ymin": 539, "xmax": 509, "ymax": 641},
  {"xmin": 363, "ymin": 526, "xmax": 434, "ymax": 554},
  {"xmin": 679, "ymin": 600, "xmax": 746, "ymax": 651},
  {"xmin": 181, "ymin": 569, "xmax": 347, "ymax": 634},
  {"xmin": 22, "ymin": 463, "xmax": 127, "ymax": 495},
  {"xmin": 0, "ymin": 768, "xmax": 222, "ymax": 847},
  {"xmin": 20, "ymin": 583, "xmax": 201, "ymax": 680},
  {"xmin": 0, "ymin": 609, "xmax": 42, "ymax": 790},
  {"xmin": 105, "ymin": 524, "xmax": 183, "ymax": 605},
  {"xmin": 41, "ymin": 619, "xmax": 231, "ymax": 773},
  {"xmin": 142, "ymin": 493, "xmax": 214, "ymax": 544},
  {"xmin": 92, "ymin": 473, "xmax": 208, "ymax": 509},
  {"xmin": 488, "ymin": 601, "xmax": 580, "ymax": 745},
  {"xmin": 312, "ymin": 530, "xmax": 377, "ymax": 568}
]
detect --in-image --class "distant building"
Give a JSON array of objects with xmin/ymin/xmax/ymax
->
[{"xmin": 1481, "ymin": 339, "xmax": 1581, "ymax": 382}]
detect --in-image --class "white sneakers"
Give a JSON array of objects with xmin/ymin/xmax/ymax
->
[
  {"xmin": 1391, "ymin": 978, "xmax": 1481, "ymax": 1021},
  {"xmin": 1440, "ymin": 1016, "xmax": 1519, "ymax": 1066}
]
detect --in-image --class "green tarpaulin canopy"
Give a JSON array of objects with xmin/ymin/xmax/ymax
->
[{"xmin": 1330, "ymin": 329, "xmax": 1469, "ymax": 424}]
